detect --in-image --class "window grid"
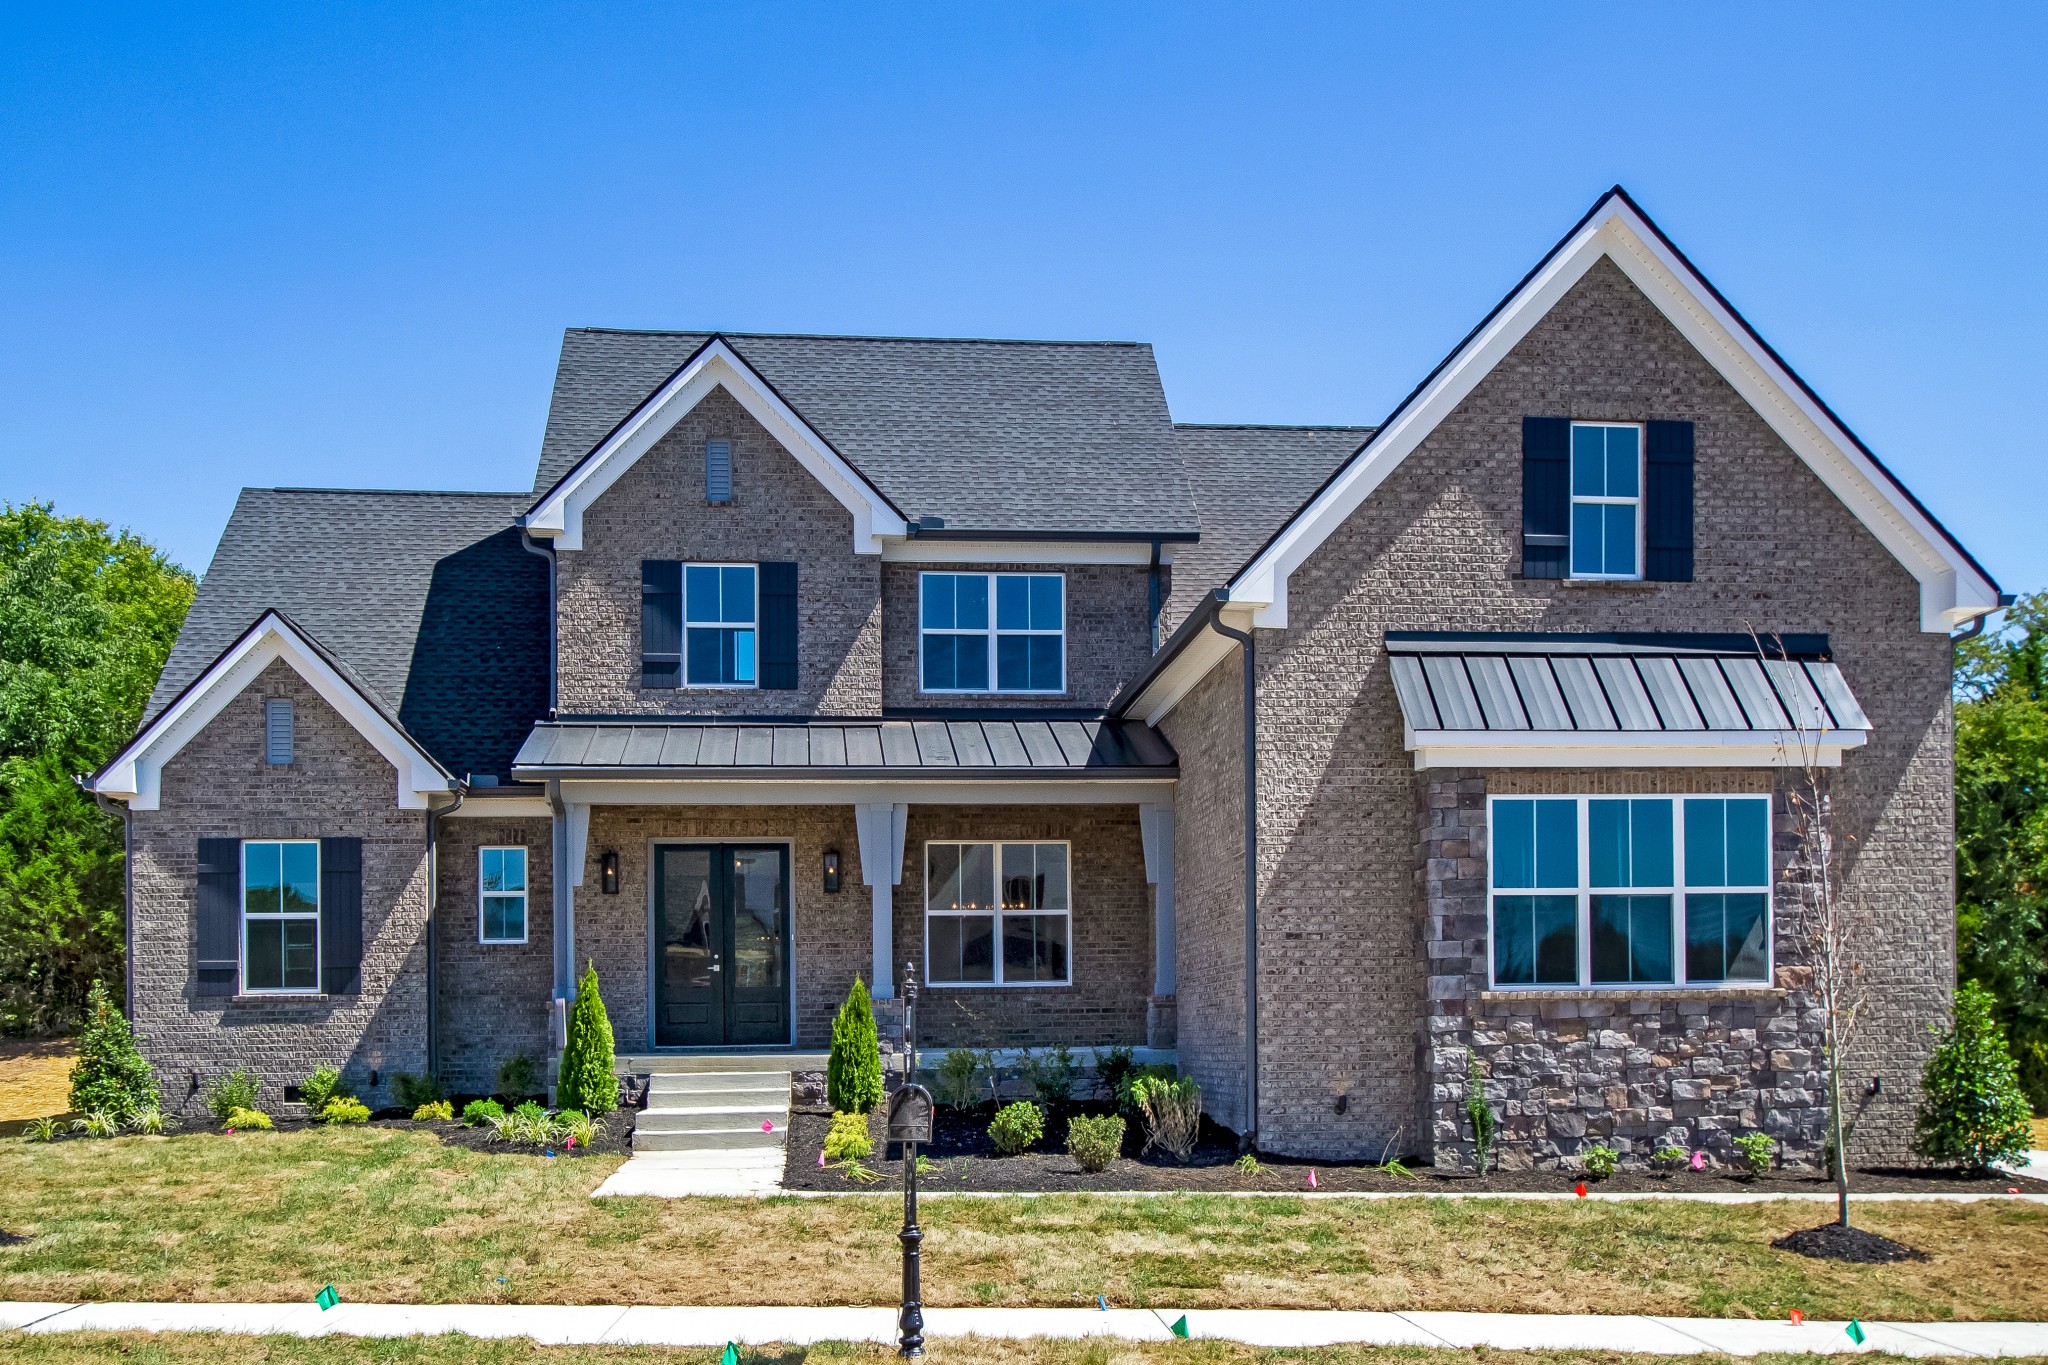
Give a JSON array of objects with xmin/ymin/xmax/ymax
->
[
  {"xmin": 1569, "ymin": 421, "xmax": 1645, "ymax": 581},
  {"xmin": 1486, "ymin": 795, "xmax": 1772, "ymax": 991},
  {"xmin": 923, "ymin": 839, "xmax": 1072, "ymax": 987},
  {"xmin": 683, "ymin": 562, "xmax": 758, "ymax": 688},
  {"xmin": 242, "ymin": 839, "xmax": 320, "ymax": 994},
  {"xmin": 918, "ymin": 572, "xmax": 1066, "ymax": 694},
  {"xmin": 479, "ymin": 845, "xmax": 529, "ymax": 945}
]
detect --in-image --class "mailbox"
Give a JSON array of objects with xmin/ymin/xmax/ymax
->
[{"xmin": 886, "ymin": 1083, "xmax": 934, "ymax": 1144}]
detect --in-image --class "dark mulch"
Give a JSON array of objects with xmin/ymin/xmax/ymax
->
[
  {"xmin": 781, "ymin": 1090, "xmax": 2048, "ymax": 1196},
  {"xmin": 1772, "ymin": 1222, "xmax": 1929, "ymax": 1263}
]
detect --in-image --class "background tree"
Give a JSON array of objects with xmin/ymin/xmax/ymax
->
[
  {"xmin": 0, "ymin": 502, "xmax": 193, "ymax": 1033},
  {"xmin": 1955, "ymin": 592, "xmax": 2048, "ymax": 1112}
]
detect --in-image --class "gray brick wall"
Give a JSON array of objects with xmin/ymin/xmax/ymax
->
[
  {"xmin": 433, "ymin": 813, "xmax": 554, "ymax": 1095},
  {"xmin": 128, "ymin": 659, "xmax": 429, "ymax": 1118}
]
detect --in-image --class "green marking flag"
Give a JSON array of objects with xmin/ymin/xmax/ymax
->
[
  {"xmin": 722, "ymin": 1343, "xmax": 740, "ymax": 1365},
  {"xmin": 1170, "ymin": 1315, "xmax": 1189, "ymax": 1339},
  {"xmin": 315, "ymin": 1285, "xmax": 339, "ymax": 1311},
  {"xmin": 1846, "ymin": 1320, "xmax": 1867, "ymax": 1345}
]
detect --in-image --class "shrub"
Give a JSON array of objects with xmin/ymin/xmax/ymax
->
[
  {"xmin": 559, "ymin": 962, "xmax": 621, "ymax": 1115},
  {"xmin": 128, "ymin": 1107, "xmax": 175, "ymax": 1135},
  {"xmin": 224, "ymin": 1107, "xmax": 273, "ymax": 1130},
  {"xmin": 1092, "ymin": 1046, "xmax": 1136, "ymax": 1104},
  {"xmin": 827, "ymin": 977, "xmax": 884, "ymax": 1115},
  {"xmin": 1066, "ymin": 1113, "xmax": 1125, "ymax": 1172},
  {"xmin": 204, "ymin": 1067, "xmax": 262, "ymax": 1120},
  {"xmin": 1651, "ymin": 1146, "xmax": 1688, "ymax": 1171},
  {"xmin": 22, "ymin": 1116, "xmax": 59, "ymax": 1142},
  {"xmin": 495, "ymin": 1054, "xmax": 540, "ymax": 1101},
  {"xmin": 69, "ymin": 980, "xmax": 157, "ymax": 1120},
  {"xmin": 934, "ymin": 1049, "xmax": 980, "ymax": 1110},
  {"xmin": 462, "ymin": 1098, "xmax": 506, "ymax": 1127},
  {"xmin": 1581, "ymin": 1144, "xmax": 1619, "ymax": 1179},
  {"xmin": 988, "ymin": 1101, "xmax": 1044, "ymax": 1156},
  {"xmin": 299, "ymin": 1066, "xmax": 351, "ymax": 1115},
  {"xmin": 1915, "ymin": 980, "xmax": 2034, "ymax": 1171},
  {"xmin": 413, "ymin": 1100, "xmax": 454, "ymax": 1122},
  {"xmin": 1234, "ymin": 1152, "xmax": 1263, "ymax": 1177},
  {"xmin": 321, "ymin": 1097, "xmax": 371, "ymax": 1125},
  {"xmin": 1027, "ymin": 1046, "xmax": 1076, "ymax": 1106},
  {"xmin": 391, "ymin": 1072, "xmax": 444, "ymax": 1109},
  {"xmin": 1733, "ymin": 1131, "xmax": 1776, "ymax": 1178},
  {"xmin": 1131, "ymin": 1075, "xmax": 1202, "ymax": 1162},
  {"xmin": 558, "ymin": 1109, "xmax": 599, "ymax": 1149},
  {"xmin": 72, "ymin": 1109, "xmax": 120, "ymax": 1137},
  {"xmin": 824, "ymin": 1110, "xmax": 874, "ymax": 1161},
  {"xmin": 1114, "ymin": 1063, "xmax": 1175, "ymax": 1119},
  {"xmin": 1464, "ymin": 1050, "xmax": 1497, "ymax": 1177}
]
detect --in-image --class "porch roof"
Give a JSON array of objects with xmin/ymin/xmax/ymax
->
[{"xmin": 511, "ymin": 716, "xmax": 1177, "ymax": 779}]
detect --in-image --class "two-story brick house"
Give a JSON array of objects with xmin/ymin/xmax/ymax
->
[{"xmin": 93, "ymin": 188, "xmax": 2002, "ymax": 1168}]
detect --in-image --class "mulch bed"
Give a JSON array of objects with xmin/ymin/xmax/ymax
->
[
  {"xmin": 1772, "ymin": 1222, "xmax": 1929, "ymax": 1263},
  {"xmin": 781, "ymin": 1089, "xmax": 2048, "ymax": 1196}
]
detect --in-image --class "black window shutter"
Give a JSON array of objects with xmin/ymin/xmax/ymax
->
[
  {"xmin": 1645, "ymin": 420, "xmax": 1696, "ymax": 581},
  {"xmin": 195, "ymin": 838, "xmax": 240, "ymax": 996},
  {"xmin": 641, "ymin": 560, "xmax": 681, "ymax": 689},
  {"xmin": 320, "ymin": 837, "xmax": 363, "ymax": 996},
  {"xmin": 1521, "ymin": 416, "xmax": 1571, "ymax": 578},
  {"xmin": 758, "ymin": 561, "xmax": 799, "ymax": 690}
]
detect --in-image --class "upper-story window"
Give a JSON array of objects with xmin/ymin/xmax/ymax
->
[
  {"xmin": 919, "ymin": 572, "xmax": 1064, "ymax": 694},
  {"xmin": 685, "ymin": 563, "xmax": 757, "ymax": 687},
  {"xmin": 1570, "ymin": 422, "xmax": 1643, "ymax": 579}
]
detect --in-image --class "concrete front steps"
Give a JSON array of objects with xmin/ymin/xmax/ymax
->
[{"xmin": 633, "ymin": 1070, "xmax": 790, "ymax": 1153}]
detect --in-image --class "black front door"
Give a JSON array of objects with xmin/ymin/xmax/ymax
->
[{"xmin": 654, "ymin": 844, "xmax": 791, "ymax": 1047}]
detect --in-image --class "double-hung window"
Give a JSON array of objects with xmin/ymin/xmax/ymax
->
[
  {"xmin": 1488, "ymin": 795, "xmax": 1771, "ymax": 988},
  {"xmin": 685, "ymin": 563, "xmax": 756, "ymax": 686},
  {"xmin": 1570, "ymin": 422, "xmax": 1643, "ymax": 579},
  {"xmin": 919, "ymin": 572, "xmax": 1064, "ymax": 693},
  {"xmin": 925, "ymin": 840, "xmax": 1071, "ymax": 985},
  {"xmin": 479, "ymin": 846, "xmax": 528, "ymax": 944},
  {"xmin": 243, "ymin": 840, "xmax": 319, "ymax": 992}
]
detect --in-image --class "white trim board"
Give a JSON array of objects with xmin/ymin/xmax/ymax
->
[
  {"xmin": 881, "ymin": 539, "xmax": 1179, "ymax": 566},
  {"xmin": 92, "ymin": 612, "xmax": 452, "ymax": 811},
  {"xmin": 1406, "ymin": 727, "xmax": 1868, "ymax": 770},
  {"xmin": 523, "ymin": 338, "xmax": 909, "ymax": 554}
]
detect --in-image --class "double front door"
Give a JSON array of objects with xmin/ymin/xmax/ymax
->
[{"xmin": 654, "ymin": 844, "xmax": 792, "ymax": 1047}]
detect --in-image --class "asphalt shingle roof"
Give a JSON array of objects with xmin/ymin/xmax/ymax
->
[
  {"xmin": 147, "ymin": 489, "xmax": 548, "ymax": 781},
  {"xmin": 533, "ymin": 330, "xmax": 1198, "ymax": 536}
]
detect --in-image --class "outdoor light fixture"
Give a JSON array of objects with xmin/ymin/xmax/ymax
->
[
  {"xmin": 600, "ymin": 850, "xmax": 620, "ymax": 894},
  {"xmin": 823, "ymin": 849, "xmax": 842, "ymax": 893}
]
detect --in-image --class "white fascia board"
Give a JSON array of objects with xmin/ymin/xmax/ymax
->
[
  {"xmin": 1128, "ymin": 602, "xmax": 1255, "ymax": 727},
  {"xmin": 880, "ymin": 539, "xmax": 1175, "ymax": 566},
  {"xmin": 1229, "ymin": 202, "xmax": 1996, "ymax": 633},
  {"xmin": 92, "ymin": 613, "xmax": 452, "ymax": 811},
  {"xmin": 442, "ymin": 794, "xmax": 553, "ymax": 818},
  {"xmin": 1406, "ymin": 726, "xmax": 1868, "ymax": 770},
  {"xmin": 524, "ymin": 339, "xmax": 908, "ymax": 554},
  {"xmin": 556, "ymin": 777, "xmax": 1176, "ymax": 807}
]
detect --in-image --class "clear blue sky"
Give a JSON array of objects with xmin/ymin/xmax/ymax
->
[{"xmin": 3, "ymin": 4, "xmax": 2042, "ymax": 597}]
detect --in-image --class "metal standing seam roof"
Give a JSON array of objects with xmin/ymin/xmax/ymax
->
[
  {"xmin": 512, "ymin": 717, "xmax": 1178, "ymax": 775},
  {"xmin": 1384, "ymin": 634, "xmax": 1872, "ymax": 736}
]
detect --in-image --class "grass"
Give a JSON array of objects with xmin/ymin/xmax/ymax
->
[
  {"xmin": 3, "ymin": 1127, "xmax": 2047, "ymax": 1320},
  {"xmin": 0, "ymin": 1038, "xmax": 75, "ymax": 1123}
]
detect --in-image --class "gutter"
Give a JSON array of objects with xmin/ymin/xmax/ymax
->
[
  {"xmin": 519, "ymin": 525, "xmax": 559, "ymax": 718},
  {"xmin": 1951, "ymin": 593, "xmax": 2017, "ymax": 645},
  {"xmin": 91, "ymin": 787, "xmax": 133, "ymax": 1018},
  {"xmin": 425, "ymin": 782, "xmax": 467, "ymax": 1079},
  {"xmin": 1207, "ymin": 607, "xmax": 1260, "ymax": 1154}
]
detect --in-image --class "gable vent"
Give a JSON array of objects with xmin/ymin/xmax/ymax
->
[
  {"xmin": 705, "ymin": 438, "xmax": 733, "ymax": 504},
  {"xmin": 264, "ymin": 699, "xmax": 294, "ymax": 765}
]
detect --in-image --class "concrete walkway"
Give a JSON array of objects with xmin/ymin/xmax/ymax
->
[{"xmin": 5, "ymin": 1301, "xmax": 2047, "ymax": 1356}]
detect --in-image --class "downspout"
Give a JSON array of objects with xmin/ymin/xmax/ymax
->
[
  {"xmin": 1209, "ymin": 611, "xmax": 1259, "ymax": 1153},
  {"xmin": 93, "ymin": 789, "xmax": 133, "ymax": 1018},
  {"xmin": 520, "ymin": 526, "xmax": 559, "ymax": 718},
  {"xmin": 425, "ymin": 783, "xmax": 466, "ymax": 1080}
]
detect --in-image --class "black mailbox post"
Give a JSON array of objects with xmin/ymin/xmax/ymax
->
[{"xmin": 895, "ymin": 963, "xmax": 929, "ymax": 1357}]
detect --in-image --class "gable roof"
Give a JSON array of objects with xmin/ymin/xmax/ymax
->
[{"xmin": 528, "ymin": 329, "xmax": 1197, "ymax": 541}]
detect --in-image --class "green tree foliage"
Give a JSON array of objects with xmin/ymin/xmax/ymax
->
[
  {"xmin": 68, "ymin": 978, "xmax": 157, "ymax": 1118},
  {"xmin": 0, "ymin": 502, "xmax": 194, "ymax": 1033},
  {"xmin": 1955, "ymin": 592, "xmax": 2048, "ymax": 1111},
  {"xmin": 558, "ymin": 960, "xmax": 619, "ymax": 1115},
  {"xmin": 827, "ymin": 975, "xmax": 883, "ymax": 1115},
  {"xmin": 1915, "ymin": 980, "xmax": 2034, "ymax": 1170}
]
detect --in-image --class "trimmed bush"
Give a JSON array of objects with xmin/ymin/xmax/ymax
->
[
  {"xmin": 1581, "ymin": 1144, "xmax": 1619, "ymax": 1179},
  {"xmin": 224, "ymin": 1107, "xmax": 272, "ymax": 1130},
  {"xmin": 204, "ymin": 1067, "xmax": 262, "ymax": 1120},
  {"xmin": 1733, "ymin": 1131, "xmax": 1776, "ymax": 1178},
  {"xmin": 412, "ymin": 1100, "xmax": 454, "ymax": 1122},
  {"xmin": 827, "ymin": 976, "xmax": 884, "ymax": 1115},
  {"xmin": 321, "ymin": 1097, "xmax": 371, "ymax": 1125},
  {"xmin": 462, "ymin": 1098, "xmax": 505, "ymax": 1127},
  {"xmin": 495, "ymin": 1054, "xmax": 540, "ymax": 1102},
  {"xmin": 558, "ymin": 962, "xmax": 620, "ymax": 1115},
  {"xmin": 824, "ymin": 1110, "xmax": 874, "ymax": 1161},
  {"xmin": 69, "ymin": 980, "xmax": 157, "ymax": 1120},
  {"xmin": 1131, "ymin": 1075, "xmax": 1201, "ymax": 1162},
  {"xmin": 1066, "ymin": 1113, "xmax": 1125, "ymax": 1172},
  {"xmin": 299, "ymin": 1066, "xmax": 350, "ymax": 1115},
  {"xmin": 988, "ymin": 1100, "xmax": 1044, "ymax": 1156},
  {"xmin": 391, "ymin": 1072, "xmax": 444, "ymax": 1109},
  {"xmin": 1916, "ymin": 980, "xmax": 2034, "ymax": 1171}
]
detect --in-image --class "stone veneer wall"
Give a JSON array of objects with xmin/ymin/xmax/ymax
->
[
  {"xmin": 128, "ymin": 658, "xmax": 429, "ymax": 1118},
  {"xmin": 554, "ymin": 387, "xmax": 883, "ymax": 717},
  {"xmin": 433, "ymin": 812, "xmax": 554, "ymax": 1094}
]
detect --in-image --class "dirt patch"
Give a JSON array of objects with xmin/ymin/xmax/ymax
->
[
  {"xmin": 1772, "ymin": 1222, "xmax": 1929, "ymax": 1263},
  {"xmin": 0, "ymin": 1036, "xmax": 75, "ymax": 1124}
]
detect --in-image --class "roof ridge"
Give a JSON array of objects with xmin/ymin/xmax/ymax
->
[
  {"xmin": 257, "ymin": 487, "xmax": 531, "ymax": 497},
  {"xmin": 565, "ymin": 327, "xmax": 1151, "ymax": 349}
]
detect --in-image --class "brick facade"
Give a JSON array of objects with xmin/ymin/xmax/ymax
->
[{"xmin": 432, "ymin": 813, "xmax": 554, "ymax": 1095}]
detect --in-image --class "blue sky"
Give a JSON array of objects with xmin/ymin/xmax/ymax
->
[{"xmin": 3, "ymin": 4, "xmax": 2042, "ymax": 594}]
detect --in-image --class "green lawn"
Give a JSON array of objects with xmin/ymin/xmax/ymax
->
[{"xmin": 2, "ymin": 1126, "xmax": 2044, "ymax": 1321}]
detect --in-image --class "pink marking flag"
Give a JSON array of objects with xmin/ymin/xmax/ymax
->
[{"xmin": 1306, "ymin": 1169, "xmax": 1318, "ymax": 1189}]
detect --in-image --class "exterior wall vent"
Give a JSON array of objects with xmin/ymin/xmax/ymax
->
[
  {"xmin": 264, "ymin": 699, "xmax": 294, "ymax": 766},
  {"xmin": 705, "ymin": 438, "xmax": 734, "ymax": 504}
]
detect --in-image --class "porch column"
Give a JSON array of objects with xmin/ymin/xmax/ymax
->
[
  {"xmin": 856, "ymin": 802, "xmax": 908, "ymax": 999},
  {"xmin": 564, "ymin": 802, "xmax": 589, "ymax": 993},
  {"xmin": 1141, "ymin": 802, "xmax": 1177, "ymax": 1049}
]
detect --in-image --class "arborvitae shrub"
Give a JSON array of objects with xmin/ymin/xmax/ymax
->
[
  {"xmin": 69, "ymin": 979, "xmax": 158, "ymax": 1119},
  {"xmin": 827, "ymin": 976, "xmax": 883, "ymax": 1115},
  {"xmin": 558, "ymin": 962, "xmax": 620, "ymax": 1115}
]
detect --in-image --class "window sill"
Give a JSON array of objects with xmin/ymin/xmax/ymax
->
[
  {"xmin": 1554, "ymin": 578, "xmax": 1661, "ymax": 589},
  {"xmin": 1480, "ymin": 986, "xmax": 1785, "ymax": 1004},
  {"xmin": 230, "ymin": 992, "xmax": 328, "ymax": 1002}
]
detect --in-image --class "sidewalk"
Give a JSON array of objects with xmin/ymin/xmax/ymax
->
[{"xmin": 6, "ymin": 1301, "xmax": 2048, "ymax": 1357}]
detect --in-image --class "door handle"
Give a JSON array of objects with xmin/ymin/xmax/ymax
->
[{"xmin": 711, "ymin": 954, "xmax": 722, "ymax": 973}]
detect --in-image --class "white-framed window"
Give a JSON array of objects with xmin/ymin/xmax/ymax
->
[
  {"xmin": 1569, "ymin": 421, "xmax": 1643, "ymax": 579},
  {"xmin": 684, "ymin": 563, "xmax": 757, "ymax": 687},
  {"xmin": 479, "ymin": 846, "xmax": 528, "ymax": 944},
  {"xmin": 918, "ymin": 572, "xmax": 1065, "ymax": 693},
  {"xmin": 243, "ymin": 839, "xmax": 319, "ymax": 993},
  {"xmin": 1486, "ymin": 795, "xmax": 1772, "ymax": 989},
  {"xmin": 924, "ymin": 840, "xmax": 1071, "ymax": 986}
]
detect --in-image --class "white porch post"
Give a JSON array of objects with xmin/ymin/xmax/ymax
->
[
  {"xmin": 564, "ymin": 802, "xmax": 589, "ymax": 992},
  {"xmin": 1141, "ymin": 802, "xmax": 1177, "ymax": 995},
  {"xmin": 856, "ymin": 802, "xmax": 909, "ymax": 999}
]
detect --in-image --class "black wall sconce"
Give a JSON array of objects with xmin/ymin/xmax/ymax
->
[
  {"xmin": 600, "ymin": 850, "xmax": 620, "ymax": 895},
  {"xmin": 823, "ymin": 849, "xmax": 842, "ymax": 894}
]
